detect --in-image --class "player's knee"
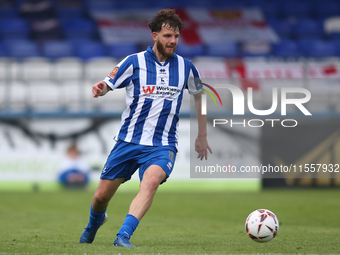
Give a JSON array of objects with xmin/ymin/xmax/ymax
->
[
  {"xmin": 144, "ymin": 175, "xmax": 162, "ymax": 193},
  {"xmin": 93, "ymin": 192, "xmax": 111, "ymax": 205}
]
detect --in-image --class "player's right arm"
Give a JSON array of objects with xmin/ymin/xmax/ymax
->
[{"xmin": 92, "ymin": 81, "xmax": 112, "ymax": 98}]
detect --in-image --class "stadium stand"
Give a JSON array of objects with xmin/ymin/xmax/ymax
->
[
  {"xmin": 60, "ymin": 18, "xmax": 97, "ymax": 39},
  {"xmin": 205, "ymin": 42, "xmax": 239, "ymax": 58},
  {"xmin": 279, "ymin": 1, "xmax": 311, "ymax": 19},
  {"xmin": 0, "ymin": 18, "xmax": 30, "ymax": 39},
  {"xmin": 84, "ymin": 57, "xmax": 118, "ymax": 82},
  {"xmin": 0, "ymin": 41, "xmax": 7, "ymax": 57},
  {"xmin": 241, "ymin": 41, "xmax": 272, "ymax": 58},
  {"xmin": 267, "ymin": 18, "xmax": 292, "ymax": 39},
  {"xmin": 312, "ymin": 0, "xmax": 340, "ymax": 19},
  {"xmin": 174, "ymin": 42, "xmax": 205, "ymax": 58},
  {"xmin": 261, "ymin": 1, "xmax": 279, "ymax": 19},
  {"xmin": 54, "ymin": 57, "xmax": 84, "ymax": 109},
  {"xmin": 299, "ymin": 39, "xmax": 338, "ymax": 58},
  {"xmin": 291, "ymin": 18, "xmax": 325, "ymax": 40},
  {"xmin": 324, "ymin": 17, "xmax": 340, "ymax": 39},
  {"xmin": 0, "ymin": 3, "xmax": 18, "ymax": 19},
  {"xmin": 272, "ymin": 39, "xmax": 301, "ymax": 58},
  {"xmin": 74, "ymin": 40, "xmax": 107, "ymax": 59},
  {"xmin": 54, "ymin": 57, "xmax": 83, "ymax": 81},
  {"xmin": 243, "ymin": 0, "xmax": 266, "ymax": 8},
  {"xmin": 0, "ymin": 0, "xmax": 340, "ymax": 114},
  {"xmin": 21, "ymin": 57, "xmax": 53, "ymax": 81},
  {"xmin": 19, "ymin": 0, "xmax": 55, "ymax": 20},
  {"xmin": 30, "ymin": 17, "xmax": 63, "ymax": 41},
  {"xmin": 106, "ymin": 43, "xmax": 139, "ymax": 59},
  {"xmin": 4, "ymin": 40, "xmax": 40, "ymax": 58},
  {"xmin": 55, "ymin": 4, "xmax": 87, "ymax": 18},
  {"xmin": 8, "ymin": 80, "xmax": 28, "ymax": 110},
  {"xmin": 42, "ymin": 40, "xmax": 75, "ymax": 59}
]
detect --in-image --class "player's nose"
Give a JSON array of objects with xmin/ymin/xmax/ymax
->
[{"xmin": 169, "ymin": 36, "xmax": 177, "ymax": 44}]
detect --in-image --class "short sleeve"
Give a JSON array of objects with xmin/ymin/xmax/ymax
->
[
  {"xmin": 103, "ymin": 55, "xmax": 133, "ymax": 90},
  {"xmin": 186, "ymin": 61, "xmax": 203, "ymax": 95}
]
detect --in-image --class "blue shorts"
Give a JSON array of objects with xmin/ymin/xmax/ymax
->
[{"xmin": 100, "ymin": 140, "xmax": 177, "ymax": 183}]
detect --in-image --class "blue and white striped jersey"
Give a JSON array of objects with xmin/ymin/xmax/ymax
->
[{"xmin": 103, "ymin": 46, "xmax": 202, "ymax": 149}]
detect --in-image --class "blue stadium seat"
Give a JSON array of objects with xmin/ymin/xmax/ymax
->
[
  {"xmin": 66, "ymin": 38, "xmax": 94, "ymax": 47},
  {"xmin": 150, "ymin": 0, "xmax": 187, "ymax": 8},
  {"xmin": 272, "ymin": 39, "xmax": 300, "ymax": 58},
  {"xmin": 0, "ymin": 6, "xmax": 19, "ymax": 18},
  {"xmin": 262, "ymin": 1, "xmax": 280, "ymax": 19},
  {"xmin": 327, "ymin": 32, "xmax": 340, "ymax": 40},
  {"xmin": 267, "ymin": 18, "xmax": 292, "ymax": 39},
  {"xmin": 280, "ymin": 1, "xmax": 311, "ymax": 19},
  {"xmin": 329, "ymin": 38, "xmax": 340, "ymax": 55},
  {"xmin": 0, "ymin": 0, "xmax": 16, "ymax": 5},
  {"xmin": 74, "ymin": 40, "xmax": 107, "ymax": 60},
  {"xmin": 205, "ymin": 42, "xmax": 239, "ymax": 58},
  {"xmin": 0, "ymin": 41, "xmax": 7, "ymax": 57},
  {"xmin": 56, "ymin": 6, "xmax": 86, "ymax": 18},
  {"xmin": 42, "ymin": 40, "xmax": 75, "ymax": 59},
  {"xmin": 5, "ymin": 40, "xmax": 40, "ymax": 58},
  {"xmin": 107, "ymin": 43, "xmax": 139, "ymax": 58},
  {"xmin": 214, "ymin": 0, "xmax": 245, "ymax": 9},
  {"xmin": 60, "ymin": 18, "xmax": 97, "ymax": 39},
  {"xmin": 291, "ymin": 18, "xmax": 324, "ymax": 40},
  {"xmin": 242, "ymin": 0, "xmax": 266, "ymax": 8},
  {"xmin": 297, "ymin": 39, "xmax": 337, "ymax": 58},
  {"xmin": 296, "ymin": 38, "xmax": 316, "ymax": 57},
  {"xmin": 115, "ymin": 0, "xmax": 154, "ymax": 9},
  {"xmin": 240, "ymin": 41, "xmax": 272, "ymax": 58},
  {"xmin": 0, "ymin": 18, "xmax": 30, "ymax": 39},
  {"xmin": 174, "ymin": 43, "xmax": 205, "ymax": 58},
  {"xmin": 312, "ymin": 1, "xmax": 340, "ymax": 19},
  {"xmin": 84, "ymin": 0, "xmax": 117, "ymax": 11}
]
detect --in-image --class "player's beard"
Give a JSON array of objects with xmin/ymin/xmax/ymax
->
[{"xmin": 157, "ymin": 40, "xmax": 176, "ymax": 59}]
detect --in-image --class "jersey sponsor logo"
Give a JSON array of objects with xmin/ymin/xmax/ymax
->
[
  {"xmin": 142, "ymin": 85, "xmax": 155, "ymax": 94},
  {"xmin": 141, "ymin": 85, "xmax": 181, "ymax": 99},
  {"xmin": 108, "ymin": 67, "xmax": 119, "ymax": 79}
]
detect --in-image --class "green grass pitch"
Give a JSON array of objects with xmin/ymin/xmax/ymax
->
[{"xmin": 0, "ymin": 181, "xmax": 339, "ymax": 254}]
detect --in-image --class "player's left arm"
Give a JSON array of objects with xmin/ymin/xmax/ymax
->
[{"xmin": 193, "ymin": 91, "xmax": 212, "ymax": 160}]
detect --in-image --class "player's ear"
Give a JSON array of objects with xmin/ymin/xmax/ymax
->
[{"xmin": 152, "ymin": 31, "xmax": 158, "ymax": 41}]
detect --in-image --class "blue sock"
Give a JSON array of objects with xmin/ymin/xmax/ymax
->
[
  {"xmin": 88, "ymin": 204, "xmax": 106, "ymax": 228},
  {"xmin": 117, "ymin": 214, "xmax": 139, "ymax": 239}
]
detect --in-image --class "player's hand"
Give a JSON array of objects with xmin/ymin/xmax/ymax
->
[
  {"xmin": 92, "ymin": 81, "xmax": 106, "ymax": 98},
  {"xmin": 195, "ymin": 135, "xmax": 212, "ymax": 160}
]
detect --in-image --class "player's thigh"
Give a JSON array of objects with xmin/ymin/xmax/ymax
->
[
  {"xmin": 93, "ymin": 178, "xmax": 124, "ymax": 202},
  {"xmin": 101, "ymin": 141, "xmax": 141, "ymax": 182},
  {"xmin": 138, "ymin": 147, "xmax": 177, "ymax": 183}
]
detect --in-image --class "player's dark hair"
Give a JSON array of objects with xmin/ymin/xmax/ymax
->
[{"xmin": 148, "ymin": 9, "xmax": 184, "ymax": 32}]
